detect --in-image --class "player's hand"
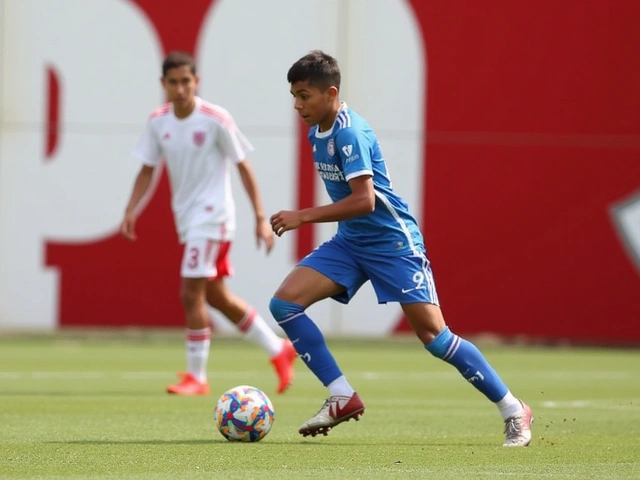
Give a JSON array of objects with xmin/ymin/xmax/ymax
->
[
  {"xmin": 120, "ymin": 212, "xmax": 138, "ymax": 241},
  {"xmin": 256, "ymin": 218, "xmax": 275, "ymax": 254},
  {"xmin": 270, "ymin": 210, "xmax": 303, "ymax": 237}
]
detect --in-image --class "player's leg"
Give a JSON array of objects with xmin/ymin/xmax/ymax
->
[
  {"xmin": 167, "ymin": 239, "xmax": 215, "ymax": 395},
  {"xmin": 271, "ymin": 266, "xmax": 350, "ymax": 395},
  {"xmin": 364, "ymin": 251, "xmax": 532, "ymax": 446},
  {"xmin": 402, "ymin": 302, "xmax": 532, "ymax": 446},
  {"xmin": 269, "ymin": 238, "xmax": 368, "ymax": 436},
  {"xmin": 205, "ymin": 241, "xmax": 286, "ymax": 358},
  {"xmin": 206, "ymin": 273, "xmax": 296, "ymax": 395}
]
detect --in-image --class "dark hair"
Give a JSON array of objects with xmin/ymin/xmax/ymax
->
[
  {"xmin": 287, "ymin": 50, "xmax": 341, "ymax": 90},
  {"xmin": 162, "ymin": 51, "xmax": 197, "ymax": 77}
]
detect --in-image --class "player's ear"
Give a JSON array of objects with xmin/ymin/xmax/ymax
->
[
  {"xmin": 160, "ymin": 76, "xmax": 166, "ymax": 89},
  {"xmin": 194, "ymin": 75, "xmax": 200, "ymax": 87},
  {"xmin": 326, "ymin": 86, "xmax": 338, "ymax": 100}
]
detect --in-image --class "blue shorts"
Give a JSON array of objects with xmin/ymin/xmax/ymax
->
[{"xmin": 298, "ymin": 236, "xmax": 440, "ymax": 305}]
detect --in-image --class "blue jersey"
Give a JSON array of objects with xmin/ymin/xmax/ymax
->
[{"xmin": 309, "ymin": 104, "xmax": 424, "ymax": 256}]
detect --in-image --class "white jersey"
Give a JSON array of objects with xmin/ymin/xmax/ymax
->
[{"xmin": 133, "ymin": 97, "xmax": 253, "ymax": 242}]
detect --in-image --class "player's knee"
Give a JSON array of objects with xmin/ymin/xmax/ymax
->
[
  {"xmin": 424, "ymin": 326, "xmax": 454, "ymax": 358},
  {"xmin": 268, "ymin": 297, "xmax": 304, "ymax": 322},
  {"xmin": 402, "ymin": 303, "xmax": 447, "ymax": 345},
  {"xmin": 415, "ymin": 327, "xmax": 443, "ymax": 346},
  {"xmin": 273, "ymin": 284, "xmax": 291, "ymax": 302},
  {"xmin": 180, "ymin": 282, "xmax": 205, "ymax": 310},
  {"xmin": 272, "ymin": 282, "xmax": 308, "ymax": 307}
]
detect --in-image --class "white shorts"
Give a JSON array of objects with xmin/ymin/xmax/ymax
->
[
  {"xmin": 179, "ymin": 223, "xmax": 234, "ymax": 244},
  {"xmin": 181, "ymin": 238, "xmax": 234, "ymax": 279}
]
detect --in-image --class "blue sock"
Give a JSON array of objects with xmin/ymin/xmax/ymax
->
[
  {"xmin": 269, "ymin": 298, "xmax": 343, "ymax": 386},
  {"xmin": 426, "ymin": 327, "xmax": 508, "ymax": 402}
]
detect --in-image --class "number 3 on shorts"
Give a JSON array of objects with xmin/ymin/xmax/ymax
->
[
  {"xmin": 187, "ymin": 247, "xmax": 200, "ymax": 269},
  {"xmin": 181, "ymin": 239, "xmax": 216, "ymax": 278}
]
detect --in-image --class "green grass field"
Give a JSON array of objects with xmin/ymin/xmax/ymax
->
[{"xmin": 1, "ymin": 332, "xmax": 639, "ymax": 479}]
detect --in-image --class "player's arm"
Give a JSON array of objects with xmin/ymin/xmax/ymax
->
[
  {"xmin": 236, "ymin": 160, "xmax": 266, "ymax": 223},
  {"xmin": 121, "ymin": 165, "xmax": 155, "ymax": 241},
  {"xmin": 270, "ymin": 176, "xmax": 374, "ymax": 236},
  {"xmin": 271, "ymin": 129, "xmax": 375, "ymax": 236},
  {"xmin": 124, "ymin": 165, "xmax": 155, "ymax": 215},
  {"xmin": 121, "ymin": 118, "xmax": 161, "ymax": 241},
  {"xmin": 236, "ymin": 160, "xmax": 274, "ymax": 252},
  {"xmin": 302, "ymin": 175, "xmax": 375, "ymax": 223},
  {"xmin": 217, "ymin": 113, "xmax": 274, "ymax": 253}
]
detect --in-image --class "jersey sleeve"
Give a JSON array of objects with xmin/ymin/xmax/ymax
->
[
  {"xmin": 216, "ymin": 115, "xmax": 255, "ymax": 164},
  {"xmin": 132, "ymin": 120, "xmax": 161, "ymax": 167},
  {"xmin": 335, "ymin": 128, "xmax": 373, "ymax": 182}
]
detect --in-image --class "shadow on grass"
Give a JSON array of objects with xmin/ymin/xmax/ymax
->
[
  {"xmin": 46, "ymin": 439, "xmax": 234, "ymax": 445},
  {"xmin": 45, "ymin": 439, "xmax": 494, "ymax": 447},
  {"xmin": 1, "ymin": 391, "xmax": 165, "ymax": 397}
]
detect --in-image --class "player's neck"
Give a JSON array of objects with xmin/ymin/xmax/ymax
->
[
  {"xmin": 318, "ymin": 101, "xmax": 342, "ymax": 133},
  {"xmin": 173, "ymin": 98, "xmax": 197, "ymax": 119}
]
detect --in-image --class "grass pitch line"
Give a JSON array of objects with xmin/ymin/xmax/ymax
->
[{"xmin": 0, "ymin": 370, "xmax": 636, "ymax": 381}]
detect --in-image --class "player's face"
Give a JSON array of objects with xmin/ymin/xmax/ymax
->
[
  {"xmin": 161, "ymin": 66, "xmax": 199, "ymax": 109},
  {"xmin": 290, "ymin": 81, "xmax": 338, "ymax": 127}
]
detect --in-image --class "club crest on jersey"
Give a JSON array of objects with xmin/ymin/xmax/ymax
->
[
  {"xmin": 193, "ymin": 131, "xmax": 205, "ymax": 146},
  {"xmin": 327, "ymin": 139, "xmax": 335, "ymax": 157}
]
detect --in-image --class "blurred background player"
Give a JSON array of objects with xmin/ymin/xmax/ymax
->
[
  {"xmin": 120, "ymin": 51, "xmax": 296, "ymax": 396},
  {"xmin": 268, "ymin": 50, "xmax": 533, "ymax": 446}
]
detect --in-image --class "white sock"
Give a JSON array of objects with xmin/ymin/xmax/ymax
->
[
  {"xmin": 327, "ymin": 375, "xmax": 355, "ymax": 397},
  {"xmin": 237, "ymin": 308, "xmax": 284, "ymax": 358},
  {"xmin": 496, "ymin": 391, "xmax": 523, "ymax": 420},
  {"xmin": 186, "ymin": 327, "xmax": 211, "ymax": 383}
]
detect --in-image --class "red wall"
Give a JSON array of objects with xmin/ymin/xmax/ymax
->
[
  {"xmin": 402, "ymin": 0, "xmax": 640, "ymax": 344},
  {"xmin": 47, "ymin": 0, "xmax": 640, "ymax": 344}
]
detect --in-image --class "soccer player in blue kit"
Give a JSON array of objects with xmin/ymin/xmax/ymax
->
[{"xmin": 269, "ymin": 50, "xmax": 533, "ymax": 446}]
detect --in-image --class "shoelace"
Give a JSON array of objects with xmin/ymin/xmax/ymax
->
[
  {"xmin": 504, "ymin": 415, "xmax": 523, "ymax": 438},
  {"xmin": 314, "ymin": 399, "xmax": 331, "ymax": 416}
]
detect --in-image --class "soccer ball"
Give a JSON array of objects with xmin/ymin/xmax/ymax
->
[{"xmin": 214, "ymin": 385, "xmax": 275, "ymax": 442}]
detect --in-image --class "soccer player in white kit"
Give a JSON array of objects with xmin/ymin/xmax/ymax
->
[{"xmin": 120, "ymin": 51, "xmax": 296, "ymax": 396}]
